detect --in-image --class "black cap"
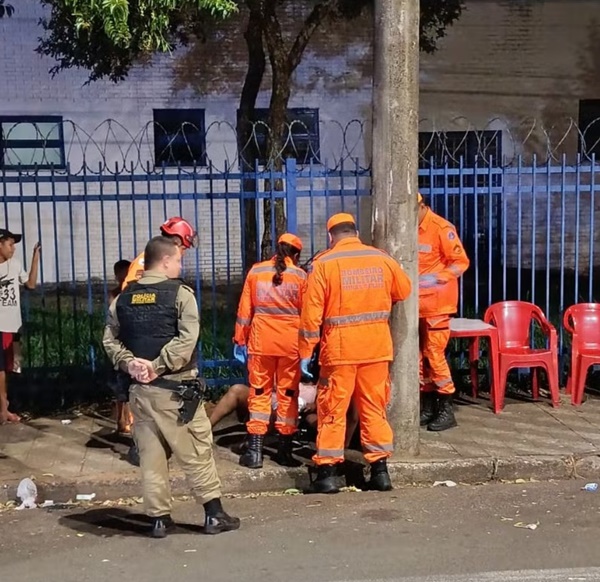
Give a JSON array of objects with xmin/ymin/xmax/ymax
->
[{"xmin": 0, "ymin": 229, "xmax": 22, "ymax": 243}]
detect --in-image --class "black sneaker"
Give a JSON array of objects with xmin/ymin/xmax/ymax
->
[
  {"xmin": 204, "ymin": 511, "xmax": 241, "ymax": 535},
  {"xmin": 151, "ymin": 515, "xmax": 175, "ymax": 539}
]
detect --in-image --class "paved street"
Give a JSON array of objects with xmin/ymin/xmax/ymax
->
[{"xmin": 2, "ymin": 481, "xmax": 600, "ymax": 582}]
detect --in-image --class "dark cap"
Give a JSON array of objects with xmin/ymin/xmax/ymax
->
[{"xmin": 0, "ymin": 229, "xmax": 22, "ymax": 243}]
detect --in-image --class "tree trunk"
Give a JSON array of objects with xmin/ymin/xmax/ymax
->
[
  {"xmin": 372, "ymin": 0, "xmax": 420, "ymax": 455},
  {"xmin": 239, "ymin": 3, "xmax": 266, "ymax": 272}
]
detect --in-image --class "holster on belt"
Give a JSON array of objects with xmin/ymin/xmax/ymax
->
[{"xmin": 150, "ymin": 377, "xmax": 208, "ymax": 425}]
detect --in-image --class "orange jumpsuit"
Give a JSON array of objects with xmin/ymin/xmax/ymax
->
[
  {"xmin": 418, "ymin": 208, "xmax": 469, "ymax": 395},
  {"xmin": 234, "ymin": 258, "xmax": 307, "ymax": 436},
  {"xmin": 299, "ymin": 237, "xmax": 412, "ymax": 466}
]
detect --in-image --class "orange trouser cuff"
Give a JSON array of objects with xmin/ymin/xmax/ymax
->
[{"xmin": 419, "ymin": 315, "xmax": 455, "ymax": 395}]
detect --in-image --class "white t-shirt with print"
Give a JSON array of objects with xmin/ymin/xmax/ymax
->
[{"xmin": 0, "ymin": 258, "xmax": 28, "ymax": 333}]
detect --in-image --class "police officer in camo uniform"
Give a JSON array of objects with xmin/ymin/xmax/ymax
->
[{"xmin": 102, "ymin": 235, "xmax": 240, "ymax": 539}]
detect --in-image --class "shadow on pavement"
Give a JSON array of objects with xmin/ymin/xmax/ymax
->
[{"xmin": 58, "ymin": 508, "xmax": 205, "ymax": 537}]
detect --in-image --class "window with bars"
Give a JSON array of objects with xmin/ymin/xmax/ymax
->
[
  {"xmin": 0, "ymin": 116, "xmax": 65, "ymax": 170},
  {"xmin": 418, "ymin": 130, "xmax": 502, "ymax": 190},
  {"xmin": 237, "ymin": 108, "xmax": 320, "ymax": 165},
  {"xmin": 153, "ymin": 109, "xmax": 207, "ymax": 167}
]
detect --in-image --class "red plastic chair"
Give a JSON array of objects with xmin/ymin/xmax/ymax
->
[
  {"xmin": 563, "ymin": 303, "xmax": 600, "ymax": 406},
  {"xmin": 483, "ymin": 301, "xmax": 560, "ymax": 411}
]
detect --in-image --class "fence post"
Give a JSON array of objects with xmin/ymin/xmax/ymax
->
[
  {"xmin": 372, "ymin": 0, "xmax": 420, "ymax": 456},
  {"xmin": 285, "ymin": 158, "xmax": 298, "ymax": 233}
]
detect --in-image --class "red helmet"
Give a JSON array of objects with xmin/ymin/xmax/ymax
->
[{"xmin": 160, "ymin": 217, "xmax": 197, "ymax": 249}]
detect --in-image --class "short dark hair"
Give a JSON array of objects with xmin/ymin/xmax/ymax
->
[
  {"xmin": 113, "ymin": 259, "xmax": 131, "ymax": 274},
  {"xmin": 144, "ymin": 236, "xmax": 179, "ymax": 270},
  {"xmin": 329, "ymin": 221, "xmax": 357, "ymax": 236}
]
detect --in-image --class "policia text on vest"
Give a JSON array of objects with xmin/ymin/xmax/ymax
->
[{"xmin": 102, "ymin": 236, "xmax": 239, "ymax": 539}]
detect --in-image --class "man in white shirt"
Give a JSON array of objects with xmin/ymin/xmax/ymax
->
[{"xmin": 0, "ymin": 229, "xmax": 40, "ymax": 423}]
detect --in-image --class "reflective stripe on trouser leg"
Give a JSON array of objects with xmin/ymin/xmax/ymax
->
[
  {"xmin": 354, "ymin": 361, "xmax": 394, "ymax": 464},
  {"xmin": 419, "ymin": 318, "xmax": 437, "ymax": 393},
  {"xmin": 274, "ymin": 355, "xmax": 300, "ymax": 436},
  {"xmin": 247, "ymin": 354, "xmax": 277, "ymax": 435},
  {"xmin": 422, "ymin": 315, "xmax": 455, "ymax": 395},
  {"xmin": 129, "ymin": 386, "xmax": 172, "ymax": 518},
  {"xmin": 313, "ymin": 364, "xmax": 357, "ymax": 466}
]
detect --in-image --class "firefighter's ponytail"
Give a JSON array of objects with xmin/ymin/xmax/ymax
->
[{"xmin": 273, "ymin": 242, "xmax": 301, "ymax": 286}]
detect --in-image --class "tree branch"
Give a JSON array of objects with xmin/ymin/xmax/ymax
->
[{"xmin": 288, "ymin": 0, "xmax": 339, "ymax": 72}]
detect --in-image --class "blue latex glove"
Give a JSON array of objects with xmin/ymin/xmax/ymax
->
[
  {"xmin": 300, "ymin": 358, "xmax": 313, "ymax": 380},
  {"xmin": 233, "ymin": 344, "xmax": 247, "ymax": 365},
  {"xmin": 418, "ymin": 274, "xmax": 439, "ymax": 289}
]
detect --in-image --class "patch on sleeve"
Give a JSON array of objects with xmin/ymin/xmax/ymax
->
[{"xmin": 447, "ymin": 231, "xmax": 456, "ymax": 241}]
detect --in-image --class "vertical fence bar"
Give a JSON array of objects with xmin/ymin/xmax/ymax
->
[
  {"xmin": 254, "ymin": 161, "xmax": 260, "ymax": 263},
  {"xmin": 17, "ymin": 170, "xmax": 32, "ymax": 369},
  {"xmin": 66, "ymin": 166, "xmax": 80, "ymax": 368},
  {"xmin": 50, "ymin": 167, "xmax": 64, "ymax": 370},
  {"xmin": 209, "ymin": 162, "xmax": 218, "ymax": 373},
  {"xmin": 559, "ymin": 155, "xmax": 567, "ymax": 350},
  {"xmin": 33, "ymin": 166, "xmax": 48, "ymax": 370},
  {"xmin": 473, "ymin": 156, "xmax": 479, "ymax": 315},
  {"xmin": 98, "ymin": 163, "xmax": 109, "ymax": 306},
  {"xmin": 487, "ymin": 158, "xmax": 493, "ymax": 308},
  {"xmin": 354, "ymin": 158, "xmax": 361, "ymax": 229},
  {"xmin": 589, "ymin": 155, "xmax": 596, "ymax": 302},
  {"xmin": 192, "ymin": 163, "xmax": 202, "ymax": 373},
  {"xmin": 516, "ymin": 155, "xmax": 522, "ymax": 301},
  {"xmin": 1, "ymin": 167, "xmax": 7, "ymax": 229},
  {"xmin": 531, "ymin": 155, "xmax": 537, "ymax": 305},
  {"xmin": 545, "ymin": 159, "xmax": 551, "ymax": 318},
  {"xmin": 145, "ymin": 161, "xmax": 153, "ymax": 244},
  {"xmin": 458, "ymin": 158, "xmax": 465, "ymax": 317},
  {"xmin": 501, "ymin": 165, "xmax": 508, "ymax": 301},
  {"xmin": 82, "ymin": 165, "xmax": 95, "ymax": 372},
  {"xmin": 115, "ymin": 163, "xmax": 123, "ymax": 260},
  {"xmin": 161, "ymin": 164, "xmax": 168, "ymax": 220},
  {"xmin": 309, "ymin": 160, "xmax": 315, "ymax": 256},
  {"xmin": 285, "ymin": 158, "xmax": 298, "ymax": 233},
  {"xmin": 132, "ymin": 162, "xmax": 139, "ymax": 257},
  {"xmin": 574, "ymin": 155, "xmax": 581, "ymax": 304}
]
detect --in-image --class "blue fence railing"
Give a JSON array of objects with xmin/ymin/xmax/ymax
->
[{"xmin": 2, "ymin": 155, "xmax": 600, "ymax": 390}]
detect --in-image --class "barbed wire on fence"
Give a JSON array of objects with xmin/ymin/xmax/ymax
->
[{"xmin": 1, "ymin": 116, "xmax": 600, "ymax": 175}]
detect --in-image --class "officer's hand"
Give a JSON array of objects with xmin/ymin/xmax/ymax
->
[
  {"xmin": 127, "ymin": 359, "xmax": 147, "ymax": 381},
  {"xmin": 136, "ymin": 358, "xmax": 158, "ymax": 383},
  {"xmin": 418, "ymin": 274, "xmax": 438, "ymax": 289},
  {"xmin": 300, "ymin": 358, "xmax": 313, "ymax": 380},
  {"xmin": 233, "ymin": 344, "xmax": 247, "ymax": 365}
]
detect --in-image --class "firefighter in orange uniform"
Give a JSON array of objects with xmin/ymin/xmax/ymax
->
[
  {"xmin": 115, "ymin": 217, "xmax": 197, "ymax": 438},
  {"xmin": 299, "ymin": 213, "xmax": 412, "ymax": 494},
  {"xmin": 418, "ymin": 193, "xmax": 470, "ymax": 431},
  {"xmin": 233, "ymin": 233, "xmax": 307, "ymax": 469}
]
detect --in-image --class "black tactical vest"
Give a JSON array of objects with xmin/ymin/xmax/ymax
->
[{"xmin": 116, "ymin": 278, "xmax": 196, "ymax": 372}]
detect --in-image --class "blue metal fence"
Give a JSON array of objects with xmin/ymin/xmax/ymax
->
[{"xmin": 2, "ymin": 156, "xmax": 600, "ymax": 391}]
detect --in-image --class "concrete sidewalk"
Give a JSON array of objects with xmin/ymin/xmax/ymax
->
[{"xmin": 2, "ymin": 394, "xmax": 600, "ymax": 503}]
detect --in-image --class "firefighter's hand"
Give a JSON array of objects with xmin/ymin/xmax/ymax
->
[
  {"xmin": 300, "ymin": 358, "xmax": 313, "ymax": 380},
  {"xmin": 233, "ymin": 344, "xmax": 247, "ymax": 365}
]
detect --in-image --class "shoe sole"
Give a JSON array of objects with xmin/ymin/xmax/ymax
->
[
  {"xmin": 427, "ymin": 421, "xmax": 458, "ymax": 432},
  {"xmin": 204, "ymin": 521, "xmax": 241, "ymax": 535}
]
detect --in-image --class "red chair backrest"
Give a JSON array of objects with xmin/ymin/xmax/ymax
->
[
  {"xmin": 563, "ymin": 303, "xmax": 600, "ymax": 348},
  {"xmin": 484, "ymin": 301, "xmax": 547, "ymax": 349}
]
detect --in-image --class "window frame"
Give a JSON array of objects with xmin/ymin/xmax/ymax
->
[
  {"xmin": 0, "ymin": 115, "xmax": 66, "ymax": 170},
  {"xmin": 578, "ymin": 99, "xmax": 600, "ymax": 160},
  {"xmin": 236, "ymin": 107, "xmax": 321, "ymax": 166},
  {"xmin": 153, "ymin": 108, "xmax": 208, "ymax": 168}
]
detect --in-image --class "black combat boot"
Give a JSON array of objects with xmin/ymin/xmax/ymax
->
[
  {"xmin": 420, "ymin": 391, "xmax": 438, "ymax": 426},
  {"xmin": 203, "ymin": 498, "xmax": 241, "ymax": 535},
  {"xmin": 427, "ymin": 393, "xmax": 457, "ymax": 431},
  {"xmin": 239, "ymin": 434, "xmax": 264, "ymax": 468},
  {"xmin": 151, "ymin": 515, "xmax": 175, "ymax": 539},
  {"xmin": 367, "ymin": 459, "xmax": 393, "ymax": 491},
  {"xmin": 274, "ymin": 434, "xmax": 301, "ymax": 467},
  {"xmin": 307, "ymin": 464, "xmax": 340, "ymax": 494}
]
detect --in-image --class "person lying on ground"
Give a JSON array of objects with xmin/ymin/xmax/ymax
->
[{"xmin": 209, "ymin": 382, "xmax": 359, "ymax": 450}]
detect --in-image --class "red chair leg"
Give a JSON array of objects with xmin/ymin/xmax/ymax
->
[
  {"xmin": 548, "ymin": 355, "xmax": 561, "ymax": 408},
  {"xmin": 570, "ymin": 356, "xmax": 580, "ymax": 406},
  {"xmin": 497, "ymin": 360, "xmax": 510, "ymax": 413},
  {"xmin": 531, "ymin": 368, "xmax": 539, "ymax": 401},
  {"xmin": 489, "ymin": 332, "xmax": 501, "ymax": 414},
  {"xmin": 574, "ymin": 360, "xmax": 589, "ymax": 406},
  {"xmin": 469, "ymin": 337, "xmax": 479, "ymax": 399}
]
